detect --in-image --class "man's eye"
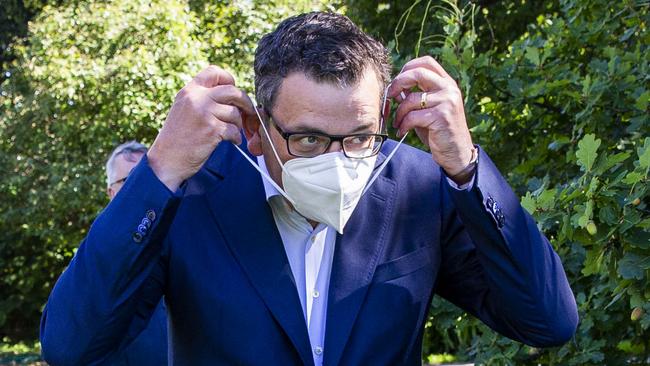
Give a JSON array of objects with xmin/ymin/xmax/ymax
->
[
  {"xmin": 350, "ymin": 136, "xmax": 370, "ymax": 144},
  {"xmin": 298, "ymin": 135, "xmax": 323, "ymax": 146},
  {"xmin": 347, "ymin": 135, "xmax": 374, "ymax": 146}
]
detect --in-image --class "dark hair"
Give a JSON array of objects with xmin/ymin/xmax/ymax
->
[{"xmin": 254, "ymin": 12, "xmax": 391, "ymax": 113}]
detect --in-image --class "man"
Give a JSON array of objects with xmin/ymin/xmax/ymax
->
[
  {"xmin": 106, "ymin": 141, "xmax": 149, "ymax": 199},
  {"xmin": 41, "ymin": 12, "xmax": 578, "ymax": 365},
  {"xmin": 43, "ymin": 141, "xmax": 168, "ymax": 365}
]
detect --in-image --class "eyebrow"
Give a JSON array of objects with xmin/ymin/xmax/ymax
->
[{"xmin": 290, "ymin": 121, "xmax": 377, "ymax": 135}]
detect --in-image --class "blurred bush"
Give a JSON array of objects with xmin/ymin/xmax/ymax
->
[{"xmin": 0, "ymin": 0, "xmax": 326, "ymax": 342}]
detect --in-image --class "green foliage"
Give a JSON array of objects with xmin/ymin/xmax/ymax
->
[
  {"xmin": 0, "ymin": 0, "xmax": 206, "ymax": 341},
  {"xmin": 1, "ymin": 0, "xmax": 648, "ymax": 364},
  {"xmin": 0, "ymin": 0, "xmax": 63, "ymax": 84},
  {"xmin": 351, "ymin": 0, "xmax": 649, "ymax": 364},
  {"xmin": 189, "ymin": 0, "xmax": 331, "ymax": 91},
  {"xmin": 0, "ymin": 0, "xmax": 325, "ymax": 342},
  {"xmin": 0, "ymin": 339, "xmax": 41, "ymax": 365}
]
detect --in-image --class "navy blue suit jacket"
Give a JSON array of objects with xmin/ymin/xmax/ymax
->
[
  {"xmin": 108, "ymin": 300, "xmax": 167, "ymax": 365},
  {"xmin": 40, "ymin": 140, "xmax": 578, "ymax": 365}
]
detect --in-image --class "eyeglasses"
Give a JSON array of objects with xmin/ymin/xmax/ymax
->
[
  {"xmin": 109, "ymin": 167, "xmax": 135, "ymax": 187},
  {"xmin": 109, "ymin": 176, "xmax": 127, "ymax": 187},
  {"xmin": 267, "ymin": 114, "xmax": 388, "ymax": 159}
]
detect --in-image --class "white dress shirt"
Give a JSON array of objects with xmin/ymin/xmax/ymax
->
[
  {"xmin": 257, "ymin": 156, "xmax": 335, "ymax": 366},
  {"xmin": 255, "ymin": 154, "xmax": 474, "ymax": 366}
]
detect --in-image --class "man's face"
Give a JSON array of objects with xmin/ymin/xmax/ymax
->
[
  {"xmin": 252, "ymin": 67, "xmax": 384, "ymax": 189},
  {"xmin": 107, "ymin": 152, "xmax": 144, "ymax": 200}
]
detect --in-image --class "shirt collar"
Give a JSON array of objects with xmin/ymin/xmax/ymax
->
[
  {"xmin": 256, "ymin": 155, "xmax": 283, "ymax": 203},
  {"xmin": 257, "ymin": 155, "xmax": 318, "ymax": 233}
]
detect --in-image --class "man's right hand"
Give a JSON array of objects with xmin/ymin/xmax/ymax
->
[{"xmin": 147, "ymin": 66, "xmax": 256, "ymax": 191}]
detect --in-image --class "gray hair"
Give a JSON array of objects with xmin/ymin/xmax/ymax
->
[
  {"xmin": 105, "ymin": 140, "xmax": 148, "ymax": 187},
  {"xmin": 254, "ymin": 12, "xmax": 391, "ymax": 115}
]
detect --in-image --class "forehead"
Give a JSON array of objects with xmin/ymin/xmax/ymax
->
[
  {"xmin": 272, "ymin": 68, "xmax": 383, "ymax": 133},
  {"xmin": 112, "ymin": 151, "xmax": 143, "ymax": 174}
]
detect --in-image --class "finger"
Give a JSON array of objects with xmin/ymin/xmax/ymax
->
[
  {"xmin": 393, "ymin": 89, "xmax": 410, "ymax": 103},
  {"xmin": 397, "ymin": 108, "xmax": 442, "ymax": 137},
  {"xmin": 400, "ymin": 55, "xmax": 452, "ymax": 80},
  {"xmin": 387, "ymin": 68, "xmax": 448, "ymax": 99},
  {"xmin": 207, "ymin": 85, "xmax": 256, "ymax": 118},
  {"xmin": 394, "ymin": 91, "xmax": 449, "ymax": 128},
  {"xmin": 192, "ymin": 65, "xmax": 236, "ymax": 88},
  {"xmin": 206, "ymin": 104, "xmax": 243, "ymax": 130},
  {"xmin": 215, "ymin": 120, "xmax": 243, "ymax": 146}
]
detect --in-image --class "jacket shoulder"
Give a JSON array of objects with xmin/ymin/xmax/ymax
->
[{"xmin": 380, "ymin": 139, "xmax": 441, "ymax": 186}]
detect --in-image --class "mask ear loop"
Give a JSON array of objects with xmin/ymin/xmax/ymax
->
[
  {"xmin": 362, "ymin": 84, "xmax": 409, "ymax": 195},
  {"xmin": 232, "ymin": 101, "xmax": 296, "ymax": 205},
  {"xmin": 252, "ymin": 104, "xmax": 287, "ymax": 174}
]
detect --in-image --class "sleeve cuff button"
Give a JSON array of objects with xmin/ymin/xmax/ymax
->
[
  {"xmin": 146, "ymin": 210, "xmax": 156, "ymax": 222},
  {"xmin": 132, "ymin": 232, "xmax": 144, "ymax": 243},
  {"xmin": 137, "ymin": 224, "xmax": 148, "ymax": 235}
]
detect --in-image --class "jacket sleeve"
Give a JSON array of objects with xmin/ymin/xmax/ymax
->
[
  {"xmin": 40, "ymin": 155, "xmax": 180, "ymax": 365},
  {"xmin": 435, "ymin": 146, "xmax": 579, "ymax": 347}
]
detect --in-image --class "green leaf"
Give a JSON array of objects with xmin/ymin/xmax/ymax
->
[
  {"xmin": 635, "ymin": 90, "xmax": 650, "ymax": 111},
  {"xmin": 618, "ymin": 252, "xmax": 650, "ymax": 280},
  {"xmin": 621, "ymin": 211, "xmax": 643, "ymax": 233},
  {"xmin": 624, "ymin": 228, "xmax": 650, "ymax": 249},
  {"xmin": 521, "ymin": 192, "xmax": 536, "ymax": 214},
  {"xmin": 576, "ymin": 134, "xmax": 601, "ymax": 172},
  {"xmin": 578, "ymin": 200, "xmax": 594, "ymax": 228},
  {"xmin": 598, "ymin": 205, "xmax": 618, "ymax": 225},
  {"xmin": 582, "ymin": 249, "xmax": 604, "ymax": 276},
  {"xmin": 638, "ymin": 137, "xmax": 650, "ymax": 169},
  {"xmin": 538, "ymin": 189, "xmax": 556, "ymax": 211},
  {"xmin": 602, "ymin": 152, "xmax": 631, "ymax": 171},
  {"xmin": 622, "ymin": 172, "xmax": 643, "ymax": 184},
  {"xmin": 525, "ymin": 46, "xmax": 540, "ymax": 66}
]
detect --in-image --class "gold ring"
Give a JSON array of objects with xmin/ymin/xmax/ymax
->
[{"xmin": 420, "ymin": 92, "xmax": 427, "ymax": 109}]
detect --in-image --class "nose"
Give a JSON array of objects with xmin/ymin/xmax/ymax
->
[{"xmin": 325, "ymin": 140, "xmax": 344, "ymax": 154}]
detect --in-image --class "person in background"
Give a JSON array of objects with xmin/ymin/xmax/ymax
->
[
  {"xmin": 47, "ymin": 141, "xmax": 168, "ymax": 365},
  {"xmin": 106, "ymin": 141, "xmax": 149, "ymax": 199}
]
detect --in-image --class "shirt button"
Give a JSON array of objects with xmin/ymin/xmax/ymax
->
[
  {"xmin": 313, "ymin": 346, "xmax": 323, "ymax": 356},
  {"xmin": 310, "ymin": 236, "xmax": 316, "ymax": 242},
  {"xmin": 312, "ymin": 290, "xmax": 320, "ymax": 298}
]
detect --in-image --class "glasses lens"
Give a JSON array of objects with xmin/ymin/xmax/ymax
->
[
  {"xmin": 288, "ymin": 134, "xmax": 330, "ymax": 157},
  {"xmin": 343, "ymin": 135, "xmax": 383, "ymax": 158}
]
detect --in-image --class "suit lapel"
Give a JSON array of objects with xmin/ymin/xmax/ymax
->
[
  {"xmin": 324, "ymin": 172, "xmax": 396, "ymax": 366},
  {"xmin": 205, "ymin": 143, "xmax": 314, "ymax": 366}
]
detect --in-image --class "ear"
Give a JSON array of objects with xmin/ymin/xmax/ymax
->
[
  {"xmin": 107, "ymin": 186, "xmax": 115, "ymax": 200},
  {"xmin": 243, "ymin": 106, "xmax": 264, "ymax": 156}
]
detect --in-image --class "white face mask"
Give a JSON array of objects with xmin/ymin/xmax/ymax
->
[
  {"xmin": 233, "ymin": 86, "xmax": 408, "ymax": 233},
  {"xmin": 280, "ymin": 151, "xmax": 376, "ymax": 233}
]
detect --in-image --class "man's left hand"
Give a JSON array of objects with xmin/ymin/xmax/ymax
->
[{"xmin": 387, "ymin": 56, "xmax": 475, "ymax": 183}]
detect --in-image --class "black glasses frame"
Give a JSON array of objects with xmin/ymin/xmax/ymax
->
[
  {"xmin": 267, "ymin": 114, "xmax": 388, "ymax": 159},
  {"xmin": 109, "ymin": 176, "xmax": 127, "ymax": 187}
]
